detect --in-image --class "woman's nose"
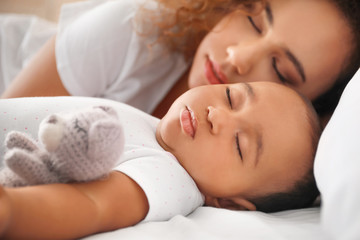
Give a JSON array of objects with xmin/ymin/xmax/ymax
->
[
  {"xmin": 207, "ymin": 106, "xmax": 229, "ymax": 134},
  {"xmin": 226, "ymin": 40, "xmax": 265, "ymax": 76}
]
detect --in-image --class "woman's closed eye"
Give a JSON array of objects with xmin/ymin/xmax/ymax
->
[
  {"xmin": 247, "ymin": 14, "xmax": 293, "ymax": 85},
  {"xmin": 248, "ymin": 16, "xmax": 261, "ymax": 34},
  {"xmin": 272, "ymin": 58, "xmax": 290, "ymax": 84}
]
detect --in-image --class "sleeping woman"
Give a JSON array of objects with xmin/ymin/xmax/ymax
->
[{"xmin": 0, "ymin": 0, "xmax": 359, "ymax": 119}]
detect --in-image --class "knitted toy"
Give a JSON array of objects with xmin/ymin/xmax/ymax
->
[{"xmin": 0, "ymin": 105, "xmax": 124, "ymax": 187}]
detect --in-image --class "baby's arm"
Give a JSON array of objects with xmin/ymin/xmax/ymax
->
[{"xmin": 0, "ymin": 171, "xmax": 148, "ymax": 240}]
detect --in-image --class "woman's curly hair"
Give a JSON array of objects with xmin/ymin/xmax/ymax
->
[{"xmin": 136, "ymin": 0, "xmax": 263, "ymax": 60}]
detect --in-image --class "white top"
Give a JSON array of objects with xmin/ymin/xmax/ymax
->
[
  {"xmin": 113, "ymin": 101, "xmax": 204, "ymax": 221},
  {"xmin": 0, "ymin": 0, "xmax": 188, "ymax": 113},
  {"xmin": 56, "ymin": 0, "xmax": 189, "ymax": 113},
  {"xmin": 0, "ymin": 96, "xmax": 204, "ymax": 221},
  {"xmin": 0, "ymin": 14, "xmax": 57, "ymax": 94}
]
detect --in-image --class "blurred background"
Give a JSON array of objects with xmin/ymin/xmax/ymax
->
[{"xmin": 0, "ymin": 0, "xmax": 83, "ymax": 22}]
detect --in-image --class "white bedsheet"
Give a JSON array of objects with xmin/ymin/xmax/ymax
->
[{"xmin": 84, "ymin": 207, "xmax": 323, "ymax": 240}]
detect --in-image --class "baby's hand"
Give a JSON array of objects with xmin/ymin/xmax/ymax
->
[{"xmin": 0, "ymin": 185, "xmax": 12, "ymax": 236}]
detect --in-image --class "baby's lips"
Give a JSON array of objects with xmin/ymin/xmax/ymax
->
[{"xmin": 181, "ymin": 108, "xmax": 196, "ymax": 138}]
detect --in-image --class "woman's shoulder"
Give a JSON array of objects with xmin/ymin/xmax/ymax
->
[{"xmin": 58, "ymin": 0, "xmax": 143, "ymax": 32}]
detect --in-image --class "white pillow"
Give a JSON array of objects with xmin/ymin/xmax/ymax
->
[{"xmin": 314, "ymin": 68, "xmax": 360, "ymax": 240}]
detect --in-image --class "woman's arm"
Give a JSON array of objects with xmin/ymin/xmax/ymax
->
[
  {"xmin": 0, "ymin": 171, "xmax": 149, "ymax": 240},
  {"xmin": 1, "ymin": 36, "xmax": 70, "ymax": 98}
]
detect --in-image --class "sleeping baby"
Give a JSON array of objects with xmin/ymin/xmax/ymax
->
[{"xmin": 0, "ymin": 82, "xmax": 321, "ymax": 239}]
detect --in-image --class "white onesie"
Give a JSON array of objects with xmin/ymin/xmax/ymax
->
[
  {"xmin": 0, "ymin": 0, "xmax": 188, "ymax": 114},
  {"xmin": 0, "ymin": 96, "xmax": 204, "ymax": 222}
]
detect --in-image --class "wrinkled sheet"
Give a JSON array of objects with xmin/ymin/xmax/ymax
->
[{"xmin": 84, "ymin": 207, "xmax": 324, "ymax": 240}]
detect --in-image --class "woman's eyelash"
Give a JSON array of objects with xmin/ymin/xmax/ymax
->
[
  {"xmin": 272, "ymin": 58, "xmax": 288, "ymax": 84},
  {"xmin": 248, "ymin": 16, "xmax": 261, "ymax": 34},
  {"xmin": 226, "ymin": 87, "xmax": 233, "ymax": 108},
  {"xmin": 247, "ymin": 15, "xmax": 289, "ymax": 85},
  {"xmin": 236, "ymin": 134, "xmax": 243, "ymax": 161}
]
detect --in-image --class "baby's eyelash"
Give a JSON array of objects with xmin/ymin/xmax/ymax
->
[
  {"xmin": 236, "ymin": 134, "xmax": 243, "ymax": 161},
  {"xmin": 226, "ymin": 87, "xmax": 233, "ymax": 108}
]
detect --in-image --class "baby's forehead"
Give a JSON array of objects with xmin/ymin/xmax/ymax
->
[
  {"xmin": 253, "ymin": 82, "xmax": 318, "ymax": 169},
  {"xmin": 248, "ymin": 82, "xmax": 309, "ymax": 107},
  {"xmin": 249, "ymin": 81, "xmax": 297, "ymax": 95}
]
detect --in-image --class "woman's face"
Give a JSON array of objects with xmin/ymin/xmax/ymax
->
[{"xmin": 188, "ymin": 0, "xmax": 352, "ymax": 100}]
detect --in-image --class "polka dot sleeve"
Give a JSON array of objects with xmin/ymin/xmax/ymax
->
[{"xmin": 115, "ymin": 151, "xmax": 204, "ymax": 222}]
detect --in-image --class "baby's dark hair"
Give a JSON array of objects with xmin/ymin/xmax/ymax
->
[
  {"xmin": 250, "ymin": 167, "xmax": 319, "ymax": 213},
  {"xmin": 249, "ymin": 93, "xmax": 322, "ymax": 213}
]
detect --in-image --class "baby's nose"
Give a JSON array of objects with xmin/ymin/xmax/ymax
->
[{"xmin": 207, "ymin": 106, "xmax": 229, "ymax": 134}]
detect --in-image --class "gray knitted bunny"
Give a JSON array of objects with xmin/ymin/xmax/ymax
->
[{"xmin": 0, "ymin": 105, "xmax": 124, "ymax": 187}]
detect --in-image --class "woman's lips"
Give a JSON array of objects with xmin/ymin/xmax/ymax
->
[
  {"xmin": 205, "ymin": 57, "xmax": 228, "ymax": 85},
  {"xmin": 180, "ymin": 107, "xmax": 197, "ymax": 138}
]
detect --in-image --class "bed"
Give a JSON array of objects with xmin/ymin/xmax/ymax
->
[
  {"xmin": 1, "ymin": 4, "xmax": 360, "ymax": 238},
  {"xmin": 0, "ymin": 69, "xmax": 359, "ymax": 239}
]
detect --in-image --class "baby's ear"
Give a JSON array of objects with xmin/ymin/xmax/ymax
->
[{"xmin": 208, "ymin": 197, "xmax": 256, "ymax": 211}]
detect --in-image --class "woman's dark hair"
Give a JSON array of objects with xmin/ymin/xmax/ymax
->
[{"xmin": 313, "ymin": 0, "xmax": 360, "ymax": 116}]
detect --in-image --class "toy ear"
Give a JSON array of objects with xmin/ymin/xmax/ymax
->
[
  {"xmin": 5, "ymin": 131, "xmax": 39, "ymax": 152},
  {"xmin": 93, "ymin": 106, "xmax": 118, "ymax": 118},
  {"xmin": 88, "ymin": 119, "xmax": 124, "ymax": 171}
]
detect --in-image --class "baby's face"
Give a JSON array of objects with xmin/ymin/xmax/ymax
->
[{"xmin": 156, "ymin": 82, "xmax": 313, "ymax": 209}]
